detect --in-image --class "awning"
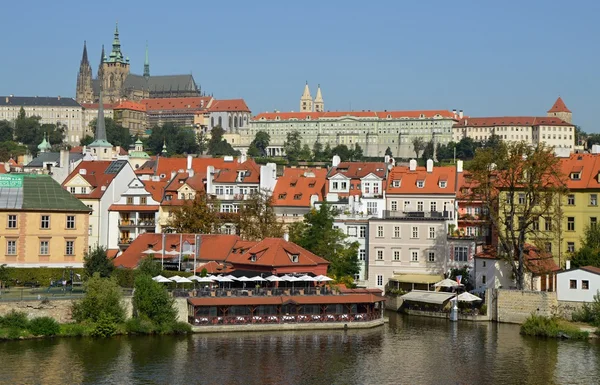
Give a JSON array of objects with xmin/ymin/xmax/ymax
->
[
  {"xmin": 401, "ymin": 290, "xmax": 456, "ymax": 305},
  {"xmin": 389, "ymin": 274, "xmax": 444, "ymax": 284}
]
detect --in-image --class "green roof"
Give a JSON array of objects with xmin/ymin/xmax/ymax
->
[
  {"xmin": 129, "ymin": 151, "xmax": 150, "ymax": 158},
  {"xmin": 0, "ymin": 174, "xmax": 91, "ymax": 212}
]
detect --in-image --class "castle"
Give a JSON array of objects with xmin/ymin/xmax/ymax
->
[{"xmin": 76, "ymin": 23, "xmax": 201, "ymax": 104}]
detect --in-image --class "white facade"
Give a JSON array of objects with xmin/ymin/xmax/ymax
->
[
  {"xmin": 557, "ymin": 269, "xmax": 600, "ymax": 302},
  {"xmin": 333, "ymin": 219, "xmax": 369, "ymax": 286},
  {"xmin": 473, "ymin": 257, "xmax": 514, "ymax": 291}
]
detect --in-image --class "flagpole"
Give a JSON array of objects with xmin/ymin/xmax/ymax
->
[
  {"xmin": 194, "ymin": 234, "xmax": 198, "ymax": 274},
  {"xmin": 161, "ymin": 233, "xmax": 165, "ymax": 270}
]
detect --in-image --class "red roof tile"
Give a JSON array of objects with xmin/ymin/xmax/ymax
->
[
  {"xmin": 476, "ymin": 244, "xmax": 560, "ymax": 275},
  {"xmin": 386, "ymin": 165, "xmax": 457, "ymax": 195},
  {"xmin": 329, "ymin": 162, "xmax": 387, "ymax": 180},
  {"xmin": 227, "ymin": 238, "xmax": 329, "ymax": 269},
  {"xmin": 114, "ymin": 100, "xmax": 147, "ymax": 112},
  {"xmin": 581, "ymin": 266, "xmax": 600, "ymax": 275},
  {"xmin": 272, "ymin": 168, "xmax": 327, "ymax": 208},
  {"xmin": 208, "ymin": 99, "xmax": 250, "ymax": 113},
  {"xmin": 141, "ymin": 180, "xmax": 168, "ymax": 203},
  {"xmin": 212, "ymin": 159, "xmax": 261, "ymax": 184},
  {"xmin": 453, "ymin": 117, "xmax": 572, "ymax": 128},
  {"xmin": 142, "ymin": 97, "xmax": 213, "ymax": 112},
  {"xmin": 63, "ymin": 161, "xmax": 127, "ymax": 199},
  {"xmin": 548, "ymin": 97, "xmax": 571, "ymax": 113}
]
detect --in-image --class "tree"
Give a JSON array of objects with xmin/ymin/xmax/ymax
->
[
  {"xmin": 299, "ymin": 144, "xmax": 312, "ymax": 161},
  {"xmin": 436, "ymin": 142, "xmax": 456, "ymax": 162},
  {"xmin": 351, "ymin": 143, "xmax": 364, "ymax": 161},
  {"xmin": 80, "ymin": 135, "xmax": 94, "ymax": 146},
  {"xmin": 312, "ymin": 141, "xmax": 324, "ymax": 161},
  {"xmin": 468, "ymin": 142, "xmax": 567, "ymax": 289},
  {"xmin": 207, "ymin": 126, "xmax": 239, "ymax": 156},
  {"xmin": 456, "ymin": 137, "xmax": 479, "ymax": 159},
  {"xmin": 133, "ymin": 274, "xmax": 177, "ymax": 326},
  {"xmin": 72, "ymin": 273, "xmax": 126, "ymax": 324},
  {"xmin": 137, "ymin": 255, "xmax": 163, "ymax": 277},
  {"xmin": 83, "ymin": 245, "xmax": 114, "ymax": 278},
  {"xmin": 570, "ymin": 225, "xmax": 600, "ymax": 268},
  {"xmin": 0, "ymin": 141, "xmax": 27, "ymax": 162},
  {"xmin": 0, "ymin": 264, "xmax": 9, "ymax": 289},
  {"xmin": 0, "ymin": 120, "xmax": 13, "ymax": 142},
  {"xmin": 412, "ymin": 137, "xmax": 426, "ymax": 159},
  {"xmin": 236, "ymin": 190, "xmax": 284, "ymax": 241},
  {"xmin": 89, "ymin": 117, "xmax": 132, "ymax": 148},
  {"xmin": 421, "ymin": 140, "xmax": 435, "ymax": 161},
  {"xmin": 283, "ymin": 131, "xmax": 302, "ymax": 162},
  {"xmin": 484, "ymin": 134, "xmax": 503, "ymax": 152},
  {"xmin": 331, "ymin": 144, "xmax": 352, "ymax": 161},
  {"xmin": 147, "ymin": 123, "xmax": 201, "ymax": 156},
  {"xmin": 289, "ymin": 204, "xmax": 360, "ymax": 279},
  {"xmin": 166, "ymin": 191, "xmax": 221, "ymax": 234},
  {"xmin": 449, "ymin": 267, "xmax": 474, "ymax": 292},
  {"xmin": 249, "ymin": 131, "xmax": 270, "ymax": 157},
  {"xmin": 197, "ymin": 131, "xmax": 208, "ymax": 155},
  {"xmin": 385, "ymin": 147, "xmax": 393, "ymax": 157}
]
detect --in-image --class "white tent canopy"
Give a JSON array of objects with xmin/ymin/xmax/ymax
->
[
  {"xmin": 250, "ymin": 276, "xmax": 266, "ymax": 282},
  {"xmin": 457, "ymin": 292, "xmax": 482, "ymax": 302},
  {"xmin": 434, "ymin": 278, "xmax": 462, "ymax": 288},
  {"xmin": 152, "ymin": 275, "xmax": 172, "ymax": 283},
  {"xmin": 265, "ymin": 275, "xmax": 284, "ymax": 282},
  {"xmin": 315, "ymin": 275, "xmax": 333, "ymax": 282},
  {"xmin": 176, "ymin": 277, "xmax": 193, "ymax": 284}
]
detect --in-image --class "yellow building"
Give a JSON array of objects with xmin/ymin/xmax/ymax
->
[{"xmin": 0, "ymin": 174, "xmax": 91, "ymax": 267}]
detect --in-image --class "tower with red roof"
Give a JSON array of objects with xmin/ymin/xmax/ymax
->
[{"xmin": 547, "ymin": 97, "xmax": 572, "ymax": 124}]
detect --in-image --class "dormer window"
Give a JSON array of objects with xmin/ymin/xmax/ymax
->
[
  {"xmin": 308, "ymin": 182, "xmax": 315, "ymax": 188},
  {"xmin": 393, "ymin": 180, "xmax": 400, "ymax": 188},
  {"xmin": 571, "ymin": 172, "xmax": 581, "ymax": 180},
  {"xmin": 278, "ymin": 193, "xmax": 286, "ymax": 199},
  {"xmin": 439, "ymin": 181, "xmax": 447, "ymax": 188},
  {"xmin": 294, "ymin": 194, "xmax": 302, "ymax": 200},
  {"xmin": 289, "ymin": 254, "xmax": 299, "ymax": 263},
  {"xmin": 290, "ymin": 181, "xmax": 297, "ymax": 187},
  {"xmin": 250, "ymin": 254, "xmax": 257, "ymax": 262},
  {"xmin": 417, "ymin": 180, "xmax": 425, "ymax": 188}
]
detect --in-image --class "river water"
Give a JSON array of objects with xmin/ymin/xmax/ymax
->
[{"xmin": 1, "ymin": 312, "xmax": 598, "ymax": 385}]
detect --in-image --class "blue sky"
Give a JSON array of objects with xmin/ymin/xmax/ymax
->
[{"xmin": 2, "ymin": 0, "xmax": 599, "ymax": 130}]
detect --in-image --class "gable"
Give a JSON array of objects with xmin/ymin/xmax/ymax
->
[
  {"xmin": 361, "ymin": 173, "xmax": 382, "ymax": 181},
  {"xmin": 65, "ymin": 174, "xmax": 92, "ymax": 187},
  {"xmin": 329, "ymin": 173, "xmax": 351, "ymax": 181}
]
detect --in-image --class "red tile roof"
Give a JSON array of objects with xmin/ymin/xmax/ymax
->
[
  {"xmin": 386, "ymin": 165, "xmax": 457, "ymax": 195},
  {"xmin": 581, "ymin": 266, "xmax": 600, "ymax": 275},
  {"xmin": 475, "ymin": 244, "xmax": 560, "ymax": 275},
  {"xmin": 253, "ymin": 110, "xmax": 455, "ymax": 121},
  {"xmin": 195, "ymin": 260, "xmax": 234, "ymax": 274},
  {"xmin": 557, "ymin": 153, "xmax": 600, "ymax": 190},
  {"xmin": 108, "ymin": 204, "xmax": 159, "ymax": 212},
  {"xmin": 114, "ymin": 100, "xmax": 147, "ymax": 112},
  {"xmin": 548, "ymin": 97, "xmax": 571, "ymax": 113},
  {"xmin": 63, "ymin": 161, "xmax": 126, "ymax": 199},
  {"xmin": 227, "ymin": 238, "xmax": 329, "ymax": 269},
  {"xmin": 272, "ymin": 168, "xmax": 327, "ymax": 207},
  {"xmin": 141, "ymin": 180, "xmax": 168, "ymax": 203},
  {"xmin": 212, "ymin": 159, "xmax": 261, "ymax": 184},
  {"xmin": 208, "ymin": 99, "xmax": 250, "ymax": 113},
  {"xmin": 329, "ymin": 162, "xmax": 387, "ymax": 180},
  {"xmin": 453, "ymin": 117, "xmax": 572, "ymax": 128},
  {"xmin": 142, "ymin": 97, "xmax": 213, "ymax": 112}
]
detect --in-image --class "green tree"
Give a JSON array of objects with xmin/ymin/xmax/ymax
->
[
  {"xmin": 312, "ymin": 141, "xmax": 324, "ymax": 161},
  {"xmin": 0, "ymin": 120, "xmax": 13, "ymax": 142},
  {"xmin": 436, "ymin": 142, "xmax": 456, "ymax": 162},
  {"xmin": 133, "ymin": 274, "xmax": 177, "ymax": 326},
  {"xmin": 249, "ymin": 131, "xmax": 270, "ymax": 157},
  {"xmin": 166, "ymin": 191, "xmax": 221, "ymax": 234},
  {"xmin": 197, "ymin": 130, "xmax": 208, "ymax": 155},
  {"xmin": 385, "ymin": 147, "xmax": 393, "ymax": 157},
  {"xmin": 89, "ymin": 117, "xmax": 133, "ymax": 148},
  {"xmin": 412, "ymin": 137, "xmax": 426, "ymax": 158},
  {"xmin": 299, "ymin": 144, "xmax": 312, "ymax": 161},
  {"xmin": 147, "ymin": 123, "xmax": 200, "ymax": 156},
  {"xmin": 0, "ymin": 264, "xmax": 9, "ymax": 289},
  {"xmin": 484, "ymin": 134, "xmax": 503, "ymax": 152},
  {"xmin": 351, "ymin": 143, "xmax": 364, "ymax": 161},
  {"xmin": 207, "ymin": 126, "xmax": 239, "ymax": 156},
  {"xmin": 469, "ymin": 142, "xmax": 567, "ymax": 289},
  {"xmin": 137, "ymin": 255, "xmax": 163, "ymax": 277},
  {"xmin": 289, "ymin": 204, "xmax": 360, "ymax": 279},
  {"xmin": 83, "ymin": 245, "xmax": 114, "ymax": 278},
  {"xmin": 332, "ymin": 144, "xmax": 352, "ymax": 161},
  {"xmin": 236, "ymin": 189, "xmax": 284, "ymax": 241},
  {"xmin": 421, "ymin": 140, "xmax": 435, "ymax": 161},
  {"xmin": 283, "ymin": 131, "xmax": 302, "ymax": 162},
  {"xmin": 80, "ymin": 135, "xmax": 94, "ymax": 146},
  {"xmin": 570, "ymin": 225, "xmax": 600, "ymax": 268},
  {"xmin": 72, "ymin": 273, "xmax": 126, "ymax": 324},
  {"xmin": 449, "ymin": 267, "xmax": 473, "ymax": 292},
  {"xmin": 0, "ymin": 141, "xmax": 27, "ymax": 162},
  {"xmin": 456, "ymin": 137, "xmax": 479, "ymax": 159}
]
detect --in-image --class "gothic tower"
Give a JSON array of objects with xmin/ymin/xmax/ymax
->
[
  {"xmin": 97, "ymin": 44, "xmax": 105, "ymax": 82},
  {"xmin": 75, "ymin": 41, "xmax": 94, "ymax": 103},
  {"xmin": 314, "ymin": 84, "xmax": 324, "ymax": 112},
  {"xmin": 300, "ymin": 82, "xmax": 313, "ymax": 112},
  {"xmin": 101, "ymin": 22, "xmax": 130, "ymax": 104},
  {"xmin": 547, "ymin": 97, "xmax": 572, "ymax": 124}
]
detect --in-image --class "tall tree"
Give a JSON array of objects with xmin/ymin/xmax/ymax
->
[
  {"xmin": 456, "ymin": 137, "xmax": 479, "ymax": 159},
  {"xmin": 83, "ymin": 245, "xmax": 114, "ymax": 279},
  {"xmin": 289, "ymin": 204, "xmax": 360, "ymax": 280},
  {"xmin": 332, "ymin": 144, "xmax": 352, "ymax": 161},
  {"xmin": 0, "ymin": 141, "xmax": 27, "ymax": 162},
  {"xmin": 299, "ymin": 144, "xmax": 312, "ymax": 161},
  {"xmin": 147, "ymin": 123, "xmax": 200, "ymax": 156},
  {"xmin": 249, "ymin": 131, "xmax": 270, "ymax": 157},
  {"xmin": 165, "ymin": 192, "xmax": 221, "ymax": 234},
  {"xmin": 312, "ymin": 141, "xmax": 324, "ymax": 161},
  {"xmin": 351, "ymin": 143, "xmax": 364, "ymax": 161},
  {"xmin": 197, "ymin": 131, "xmax": 208, "ymax": 155},
  {"xmin": 469, "ymin": 142, "xmax": 567, "ymax": 289},
  {"xmin": 207, "ymin": 126, "xmax": 239, "ymax": 156},
  {"xmin": 236, "ymin": 190, "xmax": 284, "ymax": 241},
  {"xmin": 80, "ymin": 135, "xmax": 94, "ymax": 146},
  {"xmin": 421, "ymin": 140, "xmax": 435, "ymax": 161},
  {"xmin": 283, "ymin": 131, "xmax": 302, "ymax": 162},
  {"xmin": 412, "ymin": 137, "xmax": 426, "ymax": 159},
  {"xmin": 570, "ymin": 225, "xmax": 600, "ymax": 268},
  {"xmin": 0, "ymin": 120, "xmax": 13, "ymax": 142}
]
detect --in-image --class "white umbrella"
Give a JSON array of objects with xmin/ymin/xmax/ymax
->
[
  {"xmin": 315, "ymin": 275, "xmax": 333, "ymax": 282},
  {"xmin": 434, "ymin": 278, "xmax": 462, "ymax": 288},
  {"xmin": 142, "ymin": 248, "xmax": 157, "ymax": 254},
  {"xmin": 224, "ymin": 275, "xmax": 238, "ymax": 281},
  {"xmin": 164, "ymin": 250, "xmax": 180, "ymax": 255},
  {"xmin": 152, "ymin": 275, "xmax": 172, "ymax": 283},
  {"xmin": 169, "ymin": 275, "xmax": 183, "ymax": 282},
  {"xmin": 457, "ymin": 292, "xmax": 482, "ymax": 302},
  {"xmin": 299, "ymin": 275, "xmax": 316, "ymax": 281},
  {"xmin": 265, "ymin": 275, "xmax": 284, "ymax": 282},
  {"xmin": 188, "ymin": 275, "xmax": 202, "ymax": 282},
  {"xmin": 250, "ymin": 276, "xmax": 266, "ymax": 282},
  {"xmin": 177, "ymin": 277, "xmax": 193, "ymax": 284},
  {"xmin": 196, "ymin": 276, "xmax": 215, "ymax": 283}
]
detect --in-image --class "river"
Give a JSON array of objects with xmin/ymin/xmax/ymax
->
[{"xmin": 1, "ymin": 312, "xmax": 598, "ymax": 385}]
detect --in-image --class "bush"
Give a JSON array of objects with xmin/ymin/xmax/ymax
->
[
  {"xmin": 6, "ymin": 268, "xmax": 85, "ymax": 287},
  {"xmin": 133, "ymin": 274, "xmax": 177, "ymax": 326},
  {"xmin": 90, "ymin": 313, "xmax": 118, "ymax": 338},
  {"xmin": 125, "ymin": 317, "xmax": 157, "ymax": 334},
  {"xmin": 72, "ymin": 273, "xmax": 126, "ymax": 324},
  {"xmin": 60, "ymin": 322, "xmax": 93, "ymax": 337},
  {"xmin": 112, "ymin": 268, "xmax": 135, "ymax": 288},
  {"xmin": 28, "ymin": 317, "xmax": 60, "ymax": 336},
  {"xmin": 571, "ymin": 290, "xmax": 600, "ymax": 327},
  {"xmin": 521, "ymin": 314, "xmax": 589, "ymax": 340},
  {"xmin": 169, "ymin": 321, "xmax": 192, "ymax": 335},
  {"xmin": 0, "ymin": 310, "xmax": 29, "ymax": 329},
  {"xmin": 479, "ymin": 304, "xmax": 488, "ymax": 316},
  {"xmin": 136, "ymin": 256, "xmax": 162, "ymax": 278}
]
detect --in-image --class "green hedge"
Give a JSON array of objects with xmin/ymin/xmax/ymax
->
[{"xmin": 6, "ymin": 268, "xmax": 85, "ymax": 287}]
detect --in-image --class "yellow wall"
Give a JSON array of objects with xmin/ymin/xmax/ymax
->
[
  {"xmin": 0, "ymin": 211, "xmax": 89, "ymax": 266},
  {"xmin": 562, "ymin": 190, "xmax": 600, "ymax": 253}
]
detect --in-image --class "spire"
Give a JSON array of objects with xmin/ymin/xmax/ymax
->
[
  {"xmin": 107, "ymin": 21, "xmax": 126, "ymax": 64},
  {"xmin": 76, "ymin": 41, "xmax": 93, "ymax": 103},
  {"xmin": 314, "ymin": 84, "xmax": 324, "ymax": 112},
  {"xmin": 88, "ymin": 89, "xmax": 112, "ymax": 152},
  {"xmin": 548, "ymin": 97, "xmax": 571, "ymax": 113},
  {"xmin": 144, "ymin": 42, "xmax": 150, "ymax": 78},
  {"xmin": 81, "ymin": 41, "xmax": 90, "ymax": 66},
  {"xmin": 301, "ymin": 81, "xmax": 312, "ymax": 99},
  {"xmin": 98, "ymin": 44, "xmax": 105, "ymax": 80},
  {"xmin": 300, "ymin": 81, "xmax": 313, "ymax": 112}
]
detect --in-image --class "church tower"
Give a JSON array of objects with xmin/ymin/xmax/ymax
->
[
  {"xmin": 75, "ymin": 41, "xmax": 94, "ymax": 103},
  {"xmin": 97, "ymin": 44, "xmax": 106, "ymax": 83},
  {"xmin": 314, "ymin": 84, "xmax": 324, "ymax": 112},
  {"xmin": 300, "ymin": 82, "xmax": 313, "ymax": 112},
  {"xmin": 547, "ymin": 97, "xmax": 572, "ymax": 124},
  {"xmin": 101, "ymin": 22, "xmax": 130, "ymax": 104},
  {"xmin": 88, "ymin": 89, "xmax": 113, "ymax": 160},
  {"xmin": 144, "ymin": 43, "xmax": 150, "ymax": 78}
]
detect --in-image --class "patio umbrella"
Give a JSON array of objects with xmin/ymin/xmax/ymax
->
[
  {"xmin": 265, "ymin": 275, "xmax": 284, "ymax": 282},
  {"xmin": 224, "ymin": 275, "xmax": 238, "ymax": 281},
  {"xmin": 195, "ymin": 276, "xmax": 215, "ymax": 283},
  {"xmin": 152, "ymin": 275, "xmax": 172, "ymax": 283},
  {"xmin": 142, "ymin": 248, "xmax": 157, "ymax": 254},
  {"xmin": 434, "ymin": 278, "xmax": 462, "ymax": 288},
  {"xmin": 282, "ymin": 275, "xmax": 301, "ymax": 290},
  {"xmin": 315, "ymin": 275, "xmax": 333, "ymax": 282},
  {"xmin": 177, "ymin": 277, "xmax": 193, "ymax": 284},
  {"xmin": 250, "ymin": 276, "xmax": 266, "ymax": 282},
  {"xmin": 169, "ymin": 275, "xmax": 183, "ymax": 282},
  {"xmin": 188, "ymin": 275, "xmax": 202, "ymax": 282},
  {"xmin": 457, "ymin": 292, "xmax": 482, "ymax": 302}
]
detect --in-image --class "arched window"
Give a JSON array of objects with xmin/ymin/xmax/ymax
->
[
  {"xmin": 218, "ymin": 117, "xmax": 222, "ymax": 127},
  {"xmin": 211, "ymin": 117, "xmax": 214, "ymax": 127},
  {"xmin": 234, "ymin": 116, "xmax": 238, "ymax": 128},
  {"xmin": 228, "ymin": 116, "xmax": 232, "ymax": 128}
]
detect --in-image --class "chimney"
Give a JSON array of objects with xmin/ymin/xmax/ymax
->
[
  {"xmin": 409, "ymin": 159, "xmax": 417, "ymax": 171},
  {"xmin": 459, "ymin": 110, "xmax": 464, "ymax": 119},
  {"xmin": 206, "ymin": 165, "xmax": 214, "ymax": 193},
  {"xmin": 384, "ymin": 155, "xmax": 390, "ymax": 164},
  {"xmin": 452, "ymin": 109, "xmax": 457, "ymax": 119},
  {"xmin": 566, "ymin": 260, "xmax": 571, "ymax": 270},
  {"xmin": 283, "ymin": 232, "xmax": 289, "ymax": 242},
  {"xmin": 5, "ymin": 97, "xmax": 8, "ymax": 103},
  {"xmin": 170, "ymin": 171, "xmax": 177, "ymax": 180},
  {"xmin": 457, "ymin": 160, "xmax": 463, "ymax": 173},
  {"xmin": 332, "ymin": 155, "xmax": 341, "ymax": 168},
  {"xmin": 240, "ymin": 153, "xmax": 247, "ymax": 163},
  {"xmin": 186, "ymin": 154, "xmax": 192, "ymax": 171},
  {"xmin": 60, "ymin": 149, "xmax": 69, "ymax": 170},
  {"xmin": 57, "ymin": 96, "xmax": 61, "ymax": 101},
  {"xmin": 426, "ymin": 159, "xmax": 434, "ymax": 173}
]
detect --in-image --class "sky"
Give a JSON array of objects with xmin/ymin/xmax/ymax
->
[{"xmin": 2, "ymin": 0, "xmax": 599, "ymax": 130}]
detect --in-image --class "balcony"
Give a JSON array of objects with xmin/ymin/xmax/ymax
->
[
  {"xmin": 118, "ymin": 219, "xmax": 156, "ymax": 227},
  {"xmin": 383, "ymin": 210, "xmax": 451, "ymax": 221},
  {"xmin": 458, "ymin": 213, "xmax": 485, "ymax": 222},
  {"xmin": 447, "ymin": 234, "xmax": 487, "ymax": 243},
  {"xmin": 118, "ymin": 238, "xmax": 134, "ymax": 246}
]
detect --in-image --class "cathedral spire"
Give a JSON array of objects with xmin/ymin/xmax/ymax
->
[
  {"xmin": 81, "ymin": 41, "xmax": 90, "ymax": 66},
  {"xmin": 108, "ymin": 21, "xmax": 126, "ymax": 63},
  {"xmin": 144, "ymin": 42, "xmax": 150, "ymax": 78},
  {"xmin": 76, "ymin": 41, "xmax": 93, "ymax": 103},
  {"xmin": 98, "ymin": 44, "xmax": 105, "ymax": 80}
]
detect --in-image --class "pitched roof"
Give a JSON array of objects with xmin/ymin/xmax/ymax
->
[
  {"xmin": 386, "ymin": 165, "xmax": 456, "ymax": 195},
  {"xmin": 114, "ymin": 100, "xmax": 146, "ymax": 112},
  {"xmin": 272, "ymin": 168, "xmax": 327, "ymax": 207},
  {"xmin": 63, "ymin": 160, "xmax": 129, "ymax": 199},
  {"xmin": 548, "ymin": 97, "xmax": 571, "ymax": 113},
  {"xmin": 453, "ymin": 116, "xmax": 572, "ymax": 128},
  {"xmin": 124, "ymin": 74, "xmax": 199, "ymax": 93},
  {"xmin": 329, "ymin": 162, "xmax": 387, "ymax": 180},
  {"xmin": 476, "ymin": 244, "xmax": 560, "ymax": 275},
  {"xmin": 581, "ymin": 266, "xmax": 600, "ymax": 275},
  {"xmin": 24, "ymin": 152, "xmax": 84, "ymax": 168},
  {"xmin": 212, "ymin": 159, "xmax": 261, "ymax": 184},
  {"xmin": 208, "ymin": 99, "xmax": 250, "ymax": 113},
  {"xmin": 0, "ymin": 96, "xmax": 81, "ymax": 107},
  {"xmin": 147, "ymin": 157, "xmax": 232, "ymax": 180},
  {"xmin": 141, "ymin": 179, "xmax": 168, "ymax": 202},
  {"xmin": 558, "ymin": 153, "xmax": 600, "ymax": 190},
  {"xmin": 0, "ymin": 174, "xmax": 90, "ymax": 212},
  {"xmin": 142, "ymin": 96, "xmax": 212, "ymax": 112},
  {"xmin": 252, "ymin": 110, "xmax": 455, "ymax": 121},
  {"xmin": 227, "ymin": 238, "xmax": 329, "ymax": 268}
]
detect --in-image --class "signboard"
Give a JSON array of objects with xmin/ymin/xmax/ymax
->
[{"xmin": 0, "ymin": 175, "xmax": 23, "ymax": 188}]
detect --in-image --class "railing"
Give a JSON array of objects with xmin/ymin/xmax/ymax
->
[
  {"xmin": 119, "ymin": 238, "xmax": 134, "ymax": 245},
  {"xmin": 119, "ymin": 219, "xmax": 156, "ymax": 227},
  {"xmin": 190, "ymin": 313, "xmax": 377, "ymax": 326},
  {"xmin": 383, "ymin": 210, "xmax": 451, "ymax": 220}
]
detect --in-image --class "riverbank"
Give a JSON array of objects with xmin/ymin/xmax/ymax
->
[
  {"xmin": 191, "ymin": 318, "xmax": 386, "ymax": 333},
  {"xmin": 520, "ymin": 314, "xmax": 595, "ymax": 340}
]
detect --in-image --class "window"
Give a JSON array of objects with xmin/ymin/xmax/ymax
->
[
  {"xmin": 545, "ymin": 218, "xmax": 552, "ymax": 231},
  {"xmin": 391, "ymin": 201, "xmax": 397, "ymax": 211},
  {"xmin": 417, "ymin": 201, "xmax": 424, "ymax": 212},
  {"xmin": 411, "ymin": 250, "xmax": 418, "ymax": 262},
  {"xmin": 290, "ymin": 254, "xmax": 299, "ymax": 263},
  {"xmin": 482, "ymin": 261, "xmax": 486, "ymax": 268},
  {"xmin": 454, "ymin": 246, "xmax": 468, "ymax": 262},
  {"xmin": 359, "ymin": 226, "xmax": 366, "ymax": 238},
  {"xmin": 404, "ymin": 201, "xmax": 411, "ymax": 211},
  {"xmin": 377, "ymin": 250, "xmax": 383, "ymax": 260},
  {"xmin": 592, "ymin": 217, "xmax": 598, "ymax": 228},
  {"xmin": 377, "ymin": 226, "xmax": 384, "ymax": 238},
  {"xmin": 65, "ymin": 240, "xmax": 74, "ymax": 255},
  {"xmin": 215, "ymin": 186, "xmax": 224, "ymax": 195},
  {"xmin": 8, "ymin": 215, "xmax": 17, "ymax": 229},
  {"xmin": 545, "ymin": 242, "xmax": 552, "ymax": 253},
  {"xmin": 439, "ymin": 181, "xmax": 447, "ymax": 188},
  {"xmin": 416, "ymin": 180, "xmax": 424, "ymax": 188},
  {"xmin": 359, "ymin": 249, "xmax": 366, "ymax": 261},
  {"xmin": 367, "ymin": 202, "xmax": 378, "ymax": 215},
  {"xmin": 41, "ymin": 215, "xmax": 50, "ymax": 229},
  {"xmin": 569, "ymin": 279, "xmax": 577, "ymax": 289},
  {"xmin": 482, "ymin": 275, "xmax": 487, "ymax": 285},
  {"xmin": 126, "ymin": 197, "xmax": 133, "ymax": 205},
  {"xmin": 347, "ymin": 227, "xmax": 357, "ymax": 236},
  {"xmin": 88, "ymin": 225, "xmax": 92, "ymax": 236},
  {"xmin": 394, "ymin": 226, "xmax": 400, "ymax": 238},
  {"xmin": 332, "ymin": 182, "xmax": 339, "ymax": 190},
  {"xmin": 567, "ymin": 217, "xmax": 575, "ymax": 231},
  {"xmin": 428, "ymin": 251, "xmax": 435, "ymax": 262},
  {"xmin": 80, "ymin": 187, "xmax": 86, "ymax": 194},
  {"xmin": 39, "ymin": 241, "xmax": 49, "ymax": 255},
  {"xmin": 393, "ymin": 180, "xmax": 400, "ymax": 187},
  {"xmin": 518, "ymin": 193, "xmax": 526, "ymax": 204},
  {"xmin": 69, "ymin": 187, "xmax": 76, "ymax": 194},
  {"xmin": 393, "ymin": 250, "xmax": 400, "ymax": 261},
  {"xmin": 341, "ymin": 182, "xmax": 348, "ymax": 190},
  {"xmin": 532, "ymin": 218, "xmax": 540, "ymax": 231},
  {"xmin": 377, "ymin": 275, "xmax": 383, "ymax": 286},
  {"xmin": 6, "ymin": 240, "xmax": 16, "ymax": 255},
  {"xmin": 567, "ymin": 194, "xmax": 575, "ymax": 205},
  {"xmin": 430, "ymin": 201, "xmax": 437, "ymax": 212},
  {"xmin": 428, "ymin": 227, "xmax": 436, "ymax": 239},
  {"xmin": 582, "ymin": 280, "xmax": 589, "ymax": 290},
  {"xmin": 140, "ymin": 197, "xmax": 147, "ymax": 205},
  {"xmin": 567, "ymin": 242, "xmax": 575, "ymax": 253},
  {"xmin": 591, "ymin": 194, "xmax": 598, "ymax": 206},
  {"xmin": 225, "ymin": 186, "xmax": 234, "ymax": 195},
  {"xmin": 411, "ymin": 226, "xmax": 418, "ymax": 239},
  {"xmin": 66, "ymin": 215, "xmax": 75, "ymax": 229}
]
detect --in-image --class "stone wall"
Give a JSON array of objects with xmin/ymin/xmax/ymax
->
[
  {"xmin": 384, "ymin": 295, "xmax": 403, "ymax": 311},
  {"xmin": 495, "ymin": 289, "xmax": 557, "ymax": 324}
]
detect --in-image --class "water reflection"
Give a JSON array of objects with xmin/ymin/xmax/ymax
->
[{"xmin": 0, "ymin": 313, "xmax": 598, "ymax": 385}]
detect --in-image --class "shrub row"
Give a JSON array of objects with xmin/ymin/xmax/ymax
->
[
  {"xmin": 5, "ymin": 268, "xmax": 85, "ymax": 287},
  {"xmin": 0, "ymin": 311, "xmax": 60, "ymax": 338},
  {"xmin": 520, "ymin": 314, "xmax": 589, "ymax": 340}
]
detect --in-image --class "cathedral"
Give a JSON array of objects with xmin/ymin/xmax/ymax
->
[{"xmin": 76, "ymin": 23, "xmax": 200, "ymax": 104}]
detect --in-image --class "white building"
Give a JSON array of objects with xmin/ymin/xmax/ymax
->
[
  {"xmin": 472, "ymin": 256, "xmax": 514, "ymax": 291},
  {"xmin": 557, "ymin": 266, "xmax": 600, "ymax": 302}
]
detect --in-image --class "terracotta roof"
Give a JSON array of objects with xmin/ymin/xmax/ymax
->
[
  {"xmin": 70, "ymin": 146, "xmax": 83, "ymax": 153},
  {"xmin": 455, "ymin": 172, "xmax": 481, "ymax": 200},
  {"xmin": 386, "ymin": 165, "xmax": 457, "ymax": 195},
  {"xmin": 188, "ymin": 293, "xmax": 383, "ymax": 307},
  {"xmin": 107, "ymin": 249, "xmax": 120, "ymax": 259},
  {"xmin": 581, "ymin": 266, "xmax": 600, "ymax": 275},
  {"xmin": 272, "ymin": 168, "xmax": 327, "ymax": 207},
  {"xmin": 253, "ymin": 110, "xmax": 455, "ymax": 121},
  {"xmin": 142, "ymin": 97, "xmax": 213, "ymax": 112},
  {"xmin": 227, "ymin": 238, "xmax": 329, "ymax": 268},
  {"xmin": 556, "ymin": 153, "xmax": 600, "ymax": 190},
  {"xmin": 453, "ymin": 116, "xmax": 572, "ymax": 128},
  {"xmin": 475, "ymin": 244, "xmax": 560, "ymax": 275},
  {"xmin": 548, "ymin": 97, "xmax": 571, "ymax": 113},
  {"xmin": 108, "ymin": 204, "xmax": 159, "ymax": 212},
  {"xmin": 212, "ymin": 159, "xmax": 261, "ymax": 184},
  {"xmin": 329, "ymin": 162, "xmax": 387, "ymax": 180},
  {"xmin": 81, "ymin": 103, "xmax": 115, "ymax": 110},
  {"xmin": 141, "ymin": 180, "xmax": 168, "ymax": 203},
  {"xmin": 149, "ymin": 157, "xmax": 232, "ymax": 180},
  {"xmin": 195, "ymin": 260, "xmax": 234, "ymax": 274},
  {"xmin": 114, "ymin": 100, "xmax": 147, "ymax": 112},
  {"xmin": 208, "ymin": 99, "xmax": 250, "ymax": 113},
  {"xmin": 62, "ymin": 160, "xmax": 129, "ymax": 199}
]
